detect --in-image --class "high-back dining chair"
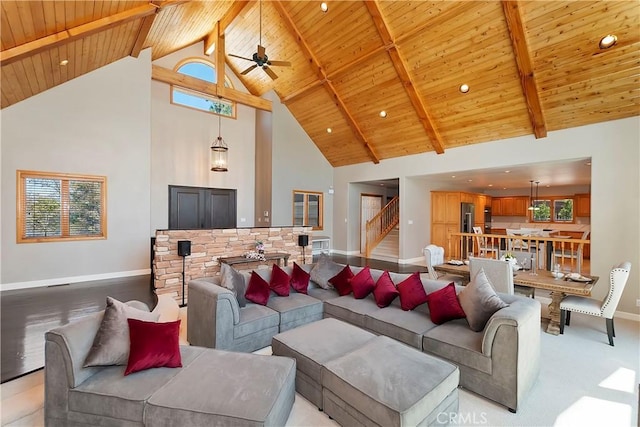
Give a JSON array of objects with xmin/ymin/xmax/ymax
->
[
  {"xmin": 560, "ymin": 261, "xmax": 631, "ymax": 346},
  {"xmin": 554, "ymin": 231, "xmax": 590, "ymax": 273},
  {"xmin": 423, "ymin": 245, "xmax": 464, "ymax": 285},
  {"xmin": 506, "ymin": 229, "xmax": 528, "ymax": 251},
  {"xmin": 473, "ymin": 226, "xmax": 499, "ymax": 259},
  {"xmin": 469, "ymin": 257, "xmax": 514, "ymax": 295}
]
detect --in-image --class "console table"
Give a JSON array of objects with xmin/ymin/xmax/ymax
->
[{"xmin": 218, "ymin": 252, "xmax": 291, "ymax": 268}]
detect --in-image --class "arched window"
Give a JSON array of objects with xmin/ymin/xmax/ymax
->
[{"xmin": 171, "ymin": 58, "xmax": 235, "ymax": 118}]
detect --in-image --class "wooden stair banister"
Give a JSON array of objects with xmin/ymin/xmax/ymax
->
[{"xmin": 365, "ymin": 196, "xmax": 399, "ymax": 257}]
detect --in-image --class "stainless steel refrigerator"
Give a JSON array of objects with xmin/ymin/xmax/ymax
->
[{"xmin": 460, "ymin": 202, "xmax": 475, "ymax": 258}]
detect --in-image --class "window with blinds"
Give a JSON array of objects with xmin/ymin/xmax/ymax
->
[{"xmin": 17, "ymin": 171, "xmax": 107, "ymax": 243}]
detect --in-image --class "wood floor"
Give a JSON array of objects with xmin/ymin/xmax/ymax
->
[
  {"xmin": 1, "ymin": 255, "xmax": 426, "ymax": 383},
  {"xmin": 1, "ymin": 275, "xmax": 155, "ymax": 383}
]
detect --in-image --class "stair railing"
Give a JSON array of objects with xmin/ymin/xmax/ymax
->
[{"xmin": 365, "ymin": 196, "xmax": 399, "ymax": 257}]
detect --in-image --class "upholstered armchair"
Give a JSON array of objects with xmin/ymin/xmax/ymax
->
[
  {"xmin": 423, "ymin": 244, "xmax": 464, "ymax": 285},
  {"xmin": 560, "ymin": 261, "xmax": 631, "ymax": 346}
]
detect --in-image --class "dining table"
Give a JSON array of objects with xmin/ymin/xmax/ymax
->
[{"xmin": 432, "ymin": 262, "xmax": 598, "ymax": 335}]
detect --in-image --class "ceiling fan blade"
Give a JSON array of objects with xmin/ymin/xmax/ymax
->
[
  {"xmin": 229, "ymin": 53, "xmax": 254, "ymax": 62},
  {"xmin": 241, "ymin": 64, "xmax": 258, "ymax": 75},
  {"xmin": 257, "ymin": 44, "xmax": 266, "ymax": 58},
  {"xmin": 268, "ymin": 60, "xmax": 291, "ymax": 67},
  {"xmin": 263, "ymin": 66, "xmax": 278, "ymax": 80}
]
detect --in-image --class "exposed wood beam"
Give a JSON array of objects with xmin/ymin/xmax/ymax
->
[
  {"xmin": 151, "ymin": 64, "xmax": 272, "ymax": 112},
  {"xmin": 364, "ymin": 0, "xmax": 445, "ymax": 154},
  {"xmin": 272, "ymin": 0, "xmax": 380, "ymax": 164},
  {"xmin": 131, "ymin": 1, "xmax": 163, "ymax": 58},
  {"xmin": 502, "ymin": 0, "xmax": 547, "ymax": 138},
  {"xmin": 220, "ymin": 1, "xmax": 251, "ymax": 32},
  {"xmin": 215, "ymin": 24, "xmax": 226, "ymax": 92},
  {"xmin": 204, "ymin": 22, "xmax": 219, "ymax": 56},
  {"xmin": 1, "ymin": 3, "xmax": 158, "ymax": 66}
]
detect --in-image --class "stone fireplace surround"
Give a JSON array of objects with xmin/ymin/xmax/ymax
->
[{"xmin": 153, "ymin": 226, "xmax": 313, "ymax": 304}]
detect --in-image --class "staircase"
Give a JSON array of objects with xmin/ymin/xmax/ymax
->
[
  {"xmin": 370, "ymin": 227, "xmax": 399, "ymax": 262},
  {"xmin": 365, "ymin": 196, "xmax": 399, "ymax": 259}
]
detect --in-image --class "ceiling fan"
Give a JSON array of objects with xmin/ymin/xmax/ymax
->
[{"xmin": 228, "ymin": 0, "xmax": 290, "ymax": 80}]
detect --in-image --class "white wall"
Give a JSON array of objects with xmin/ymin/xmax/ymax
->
[
  {"xmin": 150, "ymin": 43, "xmax": 256, "ymax": 231},
  {"xmin": 1, "ymin": 50, "xmax": 152, "ymax": 288},
  {"xmin": 268, "ymin": 91, "xmax": 334, "ymax": 239},
  {"xmin": 333, "ymin": 117, "xmax": 640, "ymax": 315}
]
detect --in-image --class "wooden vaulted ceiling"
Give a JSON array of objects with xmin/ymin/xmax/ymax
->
[{"xmin": 2, "ymin": 1, "xmax": 639, "ymax": 167}]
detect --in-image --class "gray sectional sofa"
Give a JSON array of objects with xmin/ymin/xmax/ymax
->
[
  {"xmin": 188, "ymin": 263, "xmax": 541, "ymax": 413},
  {"xmin": 45, "ymin": 301, "xmax": 297, "ymax": 426}
]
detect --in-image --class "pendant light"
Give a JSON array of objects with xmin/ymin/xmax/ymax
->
[
  {"xmin": 528, "ymin": 180, "xmax": 535, "ymax": 210},
  {"xmin": 535, "ymin": 181, "xmax": 540, "ymax": 210},
  {"xmin": 210, "ymin": 105, "xmax": 228, "ymax": 172}
]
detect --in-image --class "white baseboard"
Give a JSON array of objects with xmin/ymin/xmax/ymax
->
[
  {"xmin": 1, "ymin": 269, "xmax": 151, "ymax": 292},
  {"xmin": 399, "ymin": 256, "xmax": 425, "ymax": 265}
]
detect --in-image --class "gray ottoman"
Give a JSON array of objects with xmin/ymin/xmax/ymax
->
[
  {"xmin": 272, "ymin": 318, "xmax": 376, "ymax": 408},
  {"xmin": 144, "ymin": 350, "xmax": 296, "ymax": 426},
  {"xmin": 322, "ymin": 336, "xmax": 459, "ymax": 427}
]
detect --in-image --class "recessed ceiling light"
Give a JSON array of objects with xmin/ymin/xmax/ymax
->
[
  {"xmin": 379, "ymin": 110, "xmax": 387, "ymax": 118},
  {"xmin": 599, "ymin": 34, "xmax": 617, "ymax": 49},
  {"xmin": 488, "ymin": 184, "xmax": 493, "ymax": 187},
  {"xmin": 326, "ymin": 127, "xmax": 332, "ymax": 133},
  {"xmin": 459, "ymin": 84, "xmax": 470, "ymax": 93},
  {"xmin": 503, "ymin": 187, "xmax": 507, "ymax": 190},
  {"xmin": 59, "ymin": 59, "xmax": 69, "ymax": 66},
  {"xmin": 451, "ymin": 175, "xmax": 456, "ymax": 178},
  {"xmin": 586, "ymin": 161, "xmax": 591, "ymax": 166},
  {"xmin": 320, "ymin": 2, "xmax": 328, "ymax": 13},
  {"xmin": 467, "ymin": 179, "xmax": 473, "ymax": 182},
  {"xmin": 379, "ymin": 183, "xmax": 384, "ymax": 186},
  {"xmin": 504, "ymin": 170, "xmax": 511, "ymax": 173},
  {"xmin": 546, "ymin": 185, "xmax": 550, "ymax": 187}
]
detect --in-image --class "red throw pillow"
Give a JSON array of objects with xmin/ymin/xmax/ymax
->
[
  {"xmin": 397, "ymin": 271, "xmax": 428, "ymax": 311},
  {"xmin": 351, "ymin": 266, "xmax": 376, "ymax": 299},
  {"xmin": 270, "ymin": 264, "xmax": 290, "ymax": 296},
  {"xmin": 426, "ymin": 283, "xmax": 466, "ymax": 324},
  {"xmin": 291, "ymin": 262, "xmax": 310, "ymax": 294},
  {"xmin": 125, "ymin": 318, "xmax": 181, "ymax": 376},
  {"xmin": 245, "ymin": 271, "xmax": 271, "ymax": 305},
  {"xmin": 373, "ymin": 271, "xmax": 399, "ymax": 308},
  {"xmin": 329, "ymin": 265, "xmax": 354, "ymax": 296}
]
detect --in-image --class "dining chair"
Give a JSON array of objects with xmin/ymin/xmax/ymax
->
[
  {"xmin": 498, "ymin": 250, "xmax": 536, "ymax": 298},
  {"xmin": 469, "ymin": 257, "xmax": 514, "ymax": 295},
  {"xmin": 472, "ymin": 226, "xmax": 499, "ymax": 259},
  {"xmin": 553, "ymin": 231, "xmax": 590, "ymax": 273},
  {"xmin": 506, "ymin": 228, "xmax": 528, "ymax": 251},
  {"xmin": 423, "ymin": 244, "xmax": 464, "ymax": 285},
  {"xmin": 560, "ymin": 261, "xmax": 631, "ymax": 346}
]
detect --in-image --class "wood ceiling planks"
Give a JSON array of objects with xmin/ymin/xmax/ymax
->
[{"xmin": 1, "ymin": 1, "xmax": 639, "ymax": 166}]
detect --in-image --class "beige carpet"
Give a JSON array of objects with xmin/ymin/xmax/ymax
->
[{"xmin": 2, "ymin": 296, "xmax": 638, "ymax": 426}]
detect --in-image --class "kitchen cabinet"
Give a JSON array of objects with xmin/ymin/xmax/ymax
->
[
  {"xmin": 491, "ymin": 196, "xmax": 529, "ymax": 216},
  {"xmin": 474, "ymin": 194, "xmax": 486, "ymax": 226},
  {"xmin": 575, "ymin": 193, "xmax": 590, "ymax": 217},
  {"xmin": 431, "ymin": 192, "xmax": 462, "ymax": 258}
]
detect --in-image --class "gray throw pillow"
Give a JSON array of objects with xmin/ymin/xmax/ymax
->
[
  {"xmin": 221, "ymin": 263, "xmax": 247, "ymax": 307},
  {"xmin": 84, "ymin": 297, "xmax": 159, "ymax": 367},
  {"xmin": 458, "ymin": 268, "xmax": 509, "ymax": 332},
  {"xmin": 310, "ymin": 254, "xmax": 343, "ymax": 289}
]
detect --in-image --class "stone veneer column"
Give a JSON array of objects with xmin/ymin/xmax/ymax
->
[{"xmin": 153, "ymin": 226, "xmax": 313, "ymax": 304}]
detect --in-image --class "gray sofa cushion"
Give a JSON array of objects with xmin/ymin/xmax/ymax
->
[
  {"xmin": 221, "ymin": 263, "xmax": 248, "ymax": 307},
  {"xmin": 458, "ymin": 268, "xmax": 509, "ymax": 332},
  {"xmin": 233, "ymin": 304, "xmax": 280, "ymax": 339},
  {"xmin": 145, "ymin": 350, "xmax": 296, "ymax": 427},
  {"xmin": 364, "ymin": 304, "xmax": 437, "ymax": 349},
  {"xmin": 323, "ymin": 295, "xmax": 380, "ymax": 329},
  {"xmin": 267, "ymin": 293, "xmax": 324, "ymax": 331},
  {"xmin": 310, "ymin": 255, "xmax": 343, "ymax": 289},
  {"xmin": 84, "ymin": 297, "xmax": 159, "ymax": 367},
  {"xmin": 307, "ymin": 282, "xmax": 339, "ymax": 301},
  {"xmin": 69, "ymin": 346, "xmax": 205, "ymax": 422}
]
